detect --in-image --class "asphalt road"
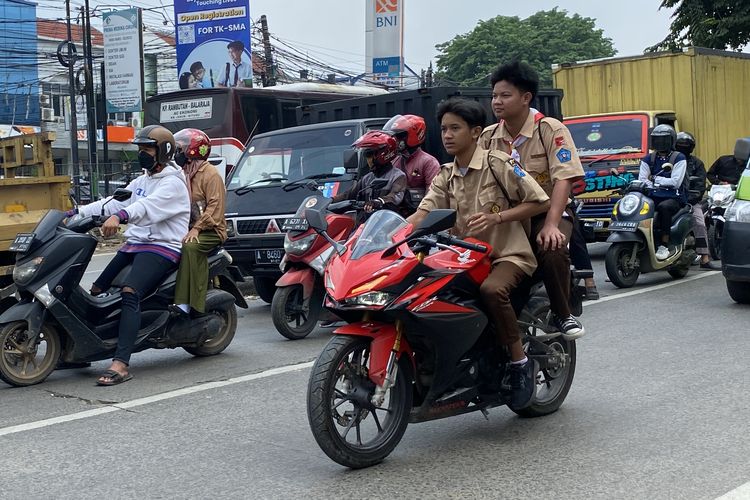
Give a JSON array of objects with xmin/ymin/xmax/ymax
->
[{"xmin": 1, "ymin": 246, "xmax": 748, "ymax": 500}]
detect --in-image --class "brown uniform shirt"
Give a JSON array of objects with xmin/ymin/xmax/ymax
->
[
  {"xmin": 190, "ymin": 161, "xmax": 228, "ymax": 242},
  {"xmin": 478, "ymin": 111, "xmax": 584, "ymax": 197},
  {"xmin": 418, "ymin": 147, "xmax": 549, "ymax": 276}
]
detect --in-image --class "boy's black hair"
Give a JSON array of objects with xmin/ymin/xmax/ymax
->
[
  {"xmin": 436, "ymin": 97, "xmax": 486, "ymax": 129},
  {"xmin": 490, "ymin": 61, "xmax": 539, "ymax": 100},
  {"xmin": 189, "ymin": 61, "xmax": 205, "ymax": 74},
  {"xmin": 227, "ymin": 40, "xmax": 245, "ymax": 51}
]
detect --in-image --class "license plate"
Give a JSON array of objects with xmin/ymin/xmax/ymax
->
[
  {"xmin": 282, "ymin": 218, "xmax": 309, "ymax": 232},
  {"xmin": 255, "ymin": 249, "xmax": 284, "ymax": 265},
  {"xmin": 8, "ymin": 233, "xmax": 34, "ymax": 253},
  {"xmin": 584, "ymin": 220, "xmax": 604, "ymax": 230},
  {"xmin": 609, "ymin": 221, "xmax": 638, "ymax": 232}
]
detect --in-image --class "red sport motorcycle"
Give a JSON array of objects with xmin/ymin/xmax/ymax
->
[{"xmin": 304, "ymin": 207, "xmax": 587, "ymax": 469}]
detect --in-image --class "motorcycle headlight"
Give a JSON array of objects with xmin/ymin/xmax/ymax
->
[
  {"xmin": 617, "ymin": 194, "xmax": 641, "ymax": 216},
  {"xmin": 726, "ymin": 199, "xmax": 750, "ymax": 223},
  {"xmin": 345, "ymin": 291, "xmax": 396, "ymax": 307},
  {"xmin": 13, "ymin": 256, "xmax": 44, "ymax": 285},
  {"xmin": 284, "ymin": 233, "xmax": 316, "ymax": 255}
]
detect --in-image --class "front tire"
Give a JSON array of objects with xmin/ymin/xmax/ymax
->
[
  {"xmin": 182, "ymin": 306, "xmax": 237, "ymax": 356},
  {"xmin": 605, "ymin": 242, "xmax": 640, "ymax": 288},
  {"xmin": 271, "ymin": 285, "xmax": 322, "ymax": 340},
  {"xmin": 0, "ymin": 321, "xmax": 61, "ymax": 387},
  {"xmin": 307, "ymin": 335, "xmax": 412, "ymax": 469},
  {"xmin": 726, "ymin": 280, "xmax": 750, "ymax": 305},
  {"xmin": 707, "ymin": 224, "xmax": 721, "ymax": 261}
]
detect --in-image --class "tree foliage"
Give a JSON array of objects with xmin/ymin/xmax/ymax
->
[
  {"xmin": 434, "ymin": 9, "xmax": 616, "ymax": 87},
  {"xmin": 649, "ymin": 0, "xmax": 750, "ymax": 51}
]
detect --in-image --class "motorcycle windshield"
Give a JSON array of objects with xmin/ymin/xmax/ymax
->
[{"xmin": 349, "ymin": 210, "xmax": 407, "ymax": 260}]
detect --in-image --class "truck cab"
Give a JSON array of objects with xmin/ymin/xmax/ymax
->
[
  {"xmin": 222, "ymin": 118, "xmax": 388, "ymax": 302},
  {"xmin": 565, "ymin": 111, "xmax": 679, "ymax": 241}
]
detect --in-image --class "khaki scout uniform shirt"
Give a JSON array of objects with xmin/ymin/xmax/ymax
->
[
  {"xmin": 190, "ymin": 161, "xmax": 228, "ymax": 242},
  {"xmin": 418, "ymin": 147, "xmax": 549, "ymax": 276},
  {"xmin": 478, "ymin": 111, "xmax": 584, "ymax": 197}
]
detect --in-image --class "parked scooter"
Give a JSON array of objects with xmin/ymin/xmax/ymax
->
[
  {"xmin": 304, "ymin": 207, "xmax": 589, "ymax": 469},
  {"xmin": 704, "ymin": 183, "xmax": 736, "ymax": 260},
  {"xmin": 605, "ymin": 169, "xmax": 696, "ymax": 288},
  {"xmin": 0, "ymin": 190, "xmax": 248, "ymax": 387}
]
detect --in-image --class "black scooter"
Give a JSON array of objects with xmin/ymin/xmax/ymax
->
[{"xmin": 0, "ymin": 189, "xmax": 248, "ymax": 387}]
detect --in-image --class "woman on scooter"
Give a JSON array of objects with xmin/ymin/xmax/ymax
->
[
  {"xmin": 408, "ymin": 97, "xmax": 551, "ymax": 410},
  {"xmin": 72, "ymin": 125, "xmax": 191, "ymax": 385},
  {"xmin": 170, "ymin": 128, "xmax": 227, "ymax": 318}
]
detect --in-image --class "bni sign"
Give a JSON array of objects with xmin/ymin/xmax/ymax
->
[
  {"xmin": 366, "ymin": 0, "xmax": 403, "ymax": 86},
  {"xmin": 102, "ymin": 8, "xmax": 145, "ymax": 113}
]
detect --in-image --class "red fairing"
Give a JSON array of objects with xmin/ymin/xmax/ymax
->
[
  {"xmin": 285, "ymin": 213, "xmax": 355, "ymax": 265},
  {"xmin": 422, "ymin": 237, "xmax": 493, "ymax": 285},
  {"xmin": 275, "ymin": 267, "xmax": 315, "ymax": 299},
  {"xmin": 333, "ymin": 322, "xmax": 413, "ymax": 386}
]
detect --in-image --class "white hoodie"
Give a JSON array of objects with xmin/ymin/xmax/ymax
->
[{"xmin": 78, "ymin": 164, "xmax": 190, "ymax": 253}]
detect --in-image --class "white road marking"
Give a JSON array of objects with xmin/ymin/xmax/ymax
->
[
  {"xmin": 715, "ymin": 482, "xmax": 750, "ymax": 500},
  {"xmin": 0, "ymin": 270, "xmax": 725, "ymax": 438}
]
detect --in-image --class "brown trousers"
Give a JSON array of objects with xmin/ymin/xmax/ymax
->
[
  {"xmin": 479, "ymin": 261, "xmax": 526, "ymax": 346},
  {"xmin": 530, "ymin": 213, "xmax": 573, "ymax": 317}
]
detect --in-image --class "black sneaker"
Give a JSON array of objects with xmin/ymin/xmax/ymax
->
[
  {"xmin": 552, "ymin": 314, "xmax": 585, "ymax": 340},
  {"xmin": 502, "ymin": 360, "xmax": 536, "ymax": 411}
]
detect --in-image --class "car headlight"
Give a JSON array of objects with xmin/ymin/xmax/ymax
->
[
  {"xmin": 284, "ymin": 233, "xmax": 316, "ymax": 255},
  {"xmin": 617, "ymin": 194, "xmax": 641, "ymax": 216},
  {"xmin": 726, "ymin": 199, "xmax": 750, "ymax": 222},
  {"xmin": 226, "ymin": 220, "xmax": 236, "ymax": 238},
  {"xmin": 12, "ymin": 257, "xmax": 44, "ymax": 285},
  {"xmin": 345, "ymin": 291, "xmax": 396, "ymax": 307}
]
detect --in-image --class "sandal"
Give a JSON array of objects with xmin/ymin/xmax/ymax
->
[{"xmin": 96, "ymin": 370, "xmax": 133, "ymax": 386}]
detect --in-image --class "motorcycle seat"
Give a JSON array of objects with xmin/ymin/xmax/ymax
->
[{"xmin": 671, "ymin": 205, "xmax": 692, "ymax": 223}]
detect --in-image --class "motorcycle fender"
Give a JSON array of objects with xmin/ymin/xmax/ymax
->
[
  {"xmin": 275, "ymin": 268, "xmax": 315, "ymax": 300},
  {"xmin": 0, "ymin": 300, "xmax": 45, "ymax": 335},
  {"xmin": 216, "ymin": 274, "xmax": 249, "ymax": 309},
  {"xmin": 205, "ymin": 288, "xmax": 236, "ymax": 311},
  {"xmin": 606, "ymin": 231, "xmax": 642, "ymax": 244},
  {"xmin": 333, "ymin": 322, "xmax": 413, "ymax": 386}
]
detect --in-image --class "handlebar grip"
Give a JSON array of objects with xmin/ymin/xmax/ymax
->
[{"xmin": 440, "ymin": 234, "xmax": 488, "ymax": 253}]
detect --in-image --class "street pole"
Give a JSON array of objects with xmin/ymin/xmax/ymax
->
[
  {"xmin": 81, "ymin": 1, "xmax": 98, "ymax": 188},
  {"xmin": 65, "ymin": 0, "xmax": 80, "ymax": 202},
  {"xmin": 260, "ymin": 15, "xmax": 276, "ymax": 87},
  {"xmin": 100, "ymin": 62, "xmax": 110, "ymax": 196}
]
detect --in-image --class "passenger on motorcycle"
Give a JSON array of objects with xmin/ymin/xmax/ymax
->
[
  {"xmin": 638, "ymin": 125, "xmax": 689, "ymax": 261},
  {"xmin": 675, "ymin": 132, "xmax": 717, "ymax": 269},
  {"xmin": 332, "ymin": 130, "xmax": 407, "ymax": 215},
  {"xmin": 170, "ymin": 128, "xmax": 228, "ymax": 317},
  {"xmin": 74, "ymin": 125, "xmax": 191, "ymax": 385},
  {"xmin": 384, "ymin": 114, "xmax": 441, "ymax": 213},
  {"xmin": 408, "ymin": 97, "xmax": 551, "ymax": 410},
  {"xmin": 478, "ymin": 61, "xmax": 586, "ymax": 338},
  {"xmin": 708, "ymin": 142, "xmax": 747, "ymax": 186}
]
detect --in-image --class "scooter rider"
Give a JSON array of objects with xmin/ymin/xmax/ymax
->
[
  {"xmin": 332, "ymin": 130, "xmax": 407, "ymax": 214},
  {"xmin": 708, "ymin": 142, "xmax": 747, "ymax": 186},
  {"xmin": 638, "ymin": 124, "xmax": 689, "ymax": 261},
  {"xmin": 74, "ymin": 125, "xmax": 191, "ymax": 385}
]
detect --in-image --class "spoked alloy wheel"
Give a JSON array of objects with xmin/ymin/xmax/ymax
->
[
  {"xmin": 514, "ymin": 297, "xmax": 577, "ymax": 418},
  {"xmin": 307, "ymin": 335, "xmax": 412, "ymax": 469},
  {"xmin": 605, "ymin": 242, "xmax": 640, "ymax": 288},
  {"xmin": 0, "ymin": 321, "xmax": 61, "ymax": 387},
  {"xmin": 271, "ymin": 285, "xmax": 321, "ymax": 340}
]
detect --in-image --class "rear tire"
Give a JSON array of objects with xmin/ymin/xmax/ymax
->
[
  {"xmin": 605, "ymin": 242, "xmax": 640, "ymax": 288},
  {"xmin": 0, "ymin": 321, "xmax": 61, "ymax": 387},
  {"xmin": 271, "ymin": 285, "xmax": 322, "ymax": 340},
  {"xmin": 726, "ymin": 280, "xmax": 750, "ymax": 305},
  {"xmin": 707, "ymin": 224, "xmax": 721, "ymax": 261},
  {"xmin": 252, "ymin": 276, "xmax": 276, "ymax": 304},
  {"xmin": 182, "ymin": 306, "xmax": 237, "ymax": 356}
]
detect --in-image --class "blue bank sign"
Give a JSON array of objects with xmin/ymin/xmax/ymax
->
[{"xmin": 173, "ymin": 0, "xmax": 253, "ymax": 89}]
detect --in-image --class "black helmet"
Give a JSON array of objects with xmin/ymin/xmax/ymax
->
[
  {"xmin": 675, "ymin": 131, "xmax": 695, "ymax": 155},
  {"xmin": 650, "ymin": 124, "xmax": 677, "ymax": 153},
  {"xmin": 133, "ymin": 125, "xmax": 176, "ymax": 165}
]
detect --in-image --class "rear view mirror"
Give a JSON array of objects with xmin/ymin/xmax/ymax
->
[
  {"xmin": 412, "ymin": 209, "xmax": 456, "ymax": 237},
  {"xmin": 370, "ymin": 179, "xmax": 388, "ymax": 191},
  {"xmin": 112, "ymin": 188, "xmax": 132, "ymax": 202},
  {"xmin": 305, "ymin": 206, "xmax": 328, "ymax": 232},
  {"xmin": 343, "ymin": 149, "xmax": 359, "ymax": 172}
]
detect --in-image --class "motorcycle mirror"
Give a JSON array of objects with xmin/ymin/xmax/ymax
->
[
  {"xmin": 343, "ymin": 149, "xmax": 359, "ymax": 172},
  {"xmin": 370, "ymin": 179, "xmax": 388, "ymax": 191},
  {"xmin": 305, "ymin": 206, "xmax": 328, "ymax": 232},
  {"xmin": 112, "ymin": 188, "xmax": 132, "ymax": 202},
  {"xmin": 411, "ymin": 209, "xmax": 456, "ymax": 237}
]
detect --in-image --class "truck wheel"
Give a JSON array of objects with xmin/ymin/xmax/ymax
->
[
  {"xmin": 253, "ymin": 276, "xmax": 276, "ymax": 304},
  {"xmin": 726, "ymin": 280, "xmax": 750, "ymax": 305},
  {"xmin": 271, "ymin": 285, "xmax": 322, "ymax": 340},
  {"xmin": 0, "ymin": 321, "xmax": 61, "ymax": 387},
  {"xmin": 605, "ymin": 243, "xmax": 640, "ymax": 288}
]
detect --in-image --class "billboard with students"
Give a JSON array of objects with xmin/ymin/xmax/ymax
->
[{"xmin": 173, "ymin": 0, "xmax": 253, "ymax": 89}]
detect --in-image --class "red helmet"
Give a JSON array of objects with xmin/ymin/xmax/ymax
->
[
  {"xmin": 384, "ymin": 114, "xmax": 426, "ymax": 148},
  {"xmin": 352, "ymin": 131, "xmax": 398, "ymax": 167},
  {"xmin": 174, "ymin": 128, "xmax": 211, "ymax": 160}
]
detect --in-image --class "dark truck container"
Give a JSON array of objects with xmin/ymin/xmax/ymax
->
[
  {"xmin": 223, "ymin": 118, "xmax": 389, "ymax": 302},
  {"xmin": 296, "ymin": 86, "xmax": 564, "ymax": 163}
]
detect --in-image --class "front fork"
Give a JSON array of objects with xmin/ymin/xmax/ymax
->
[{"xmin": 371, "ymin": 319, "xmax": 404, "ymax": 407}]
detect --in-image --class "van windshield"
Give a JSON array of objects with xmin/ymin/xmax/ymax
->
[
  {"xmin": 566, "ymin": 115, "xmax": 647, "ymax": 157},
  {"xmin": 228, "ymin": 125, "xmax": 359, "ymax": 189}
]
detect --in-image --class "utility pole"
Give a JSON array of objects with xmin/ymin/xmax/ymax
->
[
  {"xmin": 81, "ymin": 1, "xmax": 98, "ymax": 179},
  {"xmin": 65, "ymin": 0, "xmax": 80, "ymax": 201},
  {"xmin": 100, "ymin": 62, "xmax": 109, "ymax": 196},
  {"xmin": 260, "ymin": 15, "xmax": 276, "ymax": 87}
]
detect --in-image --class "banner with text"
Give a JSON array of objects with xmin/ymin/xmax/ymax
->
[
  {"xmin": 103, "ymin": 8, "xmax": 145, "ymax": 113},
  {"xmin": 365, "ymin": 0, "xmax": 403, "ymax": 86},
  {"xmin": 174, "ymin": 0, "xmax": 253, "ymax": 89}
]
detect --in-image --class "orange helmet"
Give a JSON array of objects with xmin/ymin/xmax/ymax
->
[
  {"xmin": 174, "ymin": 128, "xmax": 211, "ymax": 160},
  {"xmin": 353, "ymin": 131, "xmax": 398, "ymax": 167},
  {"xmin": 384, "ymin": 114, "xmax": 427, "ymax": 149}
]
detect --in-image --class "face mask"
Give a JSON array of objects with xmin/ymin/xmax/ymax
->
[
  {"xmin": 174, "ymin": 150, "xmax": 187, "ymax": 168},
  {"xmin": 139, "ymin": 150, "xmax": 157, "ymax": 172}
]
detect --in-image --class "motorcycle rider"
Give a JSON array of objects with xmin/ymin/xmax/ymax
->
[
  {"xmin": 74, "ymin": 125, "xmax": 190, "ymax": 385},
  {"xmin": 675, "ymin": 132, "xmax": 717, "ymax": 269},
  {"xmin": 638, "ymin": 125, "xmax": 689, "ymax": 261},
  {"xmin": 408, "ymin": 97, "xmax": 551, "ymax": 410},
  {"xmin": 478, "ymin": 61, "xmax": 585, "ymax": 338},
  {"xmin": 170, "ymin": 128, "xmax": 227, "ymax": 317},
  {"xmin": 708, "ymin": 142, "xmax": 747, "ymax": 186},
  {"xmin": 332, "ymin": 130, "xmax": 407, "ymax": 214},
  {"xmin": 385, "ymin": 114, "xmax": 441, "ymax": 211}
]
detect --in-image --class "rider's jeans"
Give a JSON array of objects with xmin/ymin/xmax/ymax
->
[
  {"xmin": 654, "ymin": 198, "xmax": 681, "ymax": 244},
  {"xmin": 479, "ymin": 261, "xmax": 526, "ymax": 346}
]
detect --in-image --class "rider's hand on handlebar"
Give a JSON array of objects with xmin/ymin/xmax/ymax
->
[
  {"xmin": 100, "ymin": 215, "xmax": 121, "ymax": 238},
  {"xmin": 364, "ymin": 199, "xmax": 384, "ymax": 213},
  {"xmin": 537, "ymin": 222, "xmax": 567, "ymax": 251}
]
